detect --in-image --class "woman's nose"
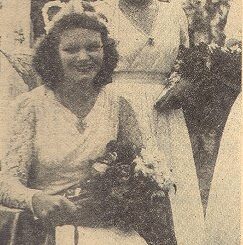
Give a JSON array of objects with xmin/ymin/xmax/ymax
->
[{"xmin": 76, "ymin": 49, "xmax": 90, "ymax": 61}]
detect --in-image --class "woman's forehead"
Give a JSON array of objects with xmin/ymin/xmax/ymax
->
[{"xmin": 59, "ymin": 28, "xmax": 102, "ymax": 45}]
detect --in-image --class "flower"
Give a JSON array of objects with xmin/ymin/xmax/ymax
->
[
  {"xmin": 133, "ymin": 156, "xmax": 154, "ymax": 177},
  {"xmin": 157, "ymin": 42, "xmax": 241, "ymax": 113},
  {"xmin": 133, "ymin": 148, "xmax": 175, "ymax": 192},
  {"xmin": 92, "ymin": 162, "xmax": 109, "ymax": 174},
  {"xmin": 221, "ymin": 47, "xmax": 229, "ymax": 52},
  {"xmin": 64, "ymin": 140, "xmax": 176, "ymax": 230}
]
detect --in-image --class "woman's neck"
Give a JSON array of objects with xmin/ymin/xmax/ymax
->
[
  {"xmin": 119, "ymin": 0, "xmax": 158, "ymax": 35},
  {"xmin": 53, "ymin": 80, "xmax": 99, "ymax": 118}
]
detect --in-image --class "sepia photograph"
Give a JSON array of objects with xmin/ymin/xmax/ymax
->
[{"xmin": 0, "ymin": 0, "xmax": 241, "ymax": 244}]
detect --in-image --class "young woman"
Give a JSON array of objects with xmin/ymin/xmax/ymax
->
[
  {"xmin": 95, "ymin": 0, "xmax": 205, "ymax": 244},
  {"xmin": 0, "ymin": 1, "xmax": 169, "ymax": 244}
]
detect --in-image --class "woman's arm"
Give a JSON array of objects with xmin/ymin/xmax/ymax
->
[
  {"xmin": 0, "ymin": 96, "xmax": 39, "ymax": 210},
  {"xmin": 117, "ymin": 96, "xmax": 144, "ymax": 149},
  {"xmin": 0, "ymin": 95, "xmax": 77, "ymax": 222}
]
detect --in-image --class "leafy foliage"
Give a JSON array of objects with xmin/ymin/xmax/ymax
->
[
  {"xmin": 182, "ymin": 0, "xmax": 231, "ymax": 45},
  {"xmin": 63, "ymin": 141, "xmax": 176, "ymax": 243}
]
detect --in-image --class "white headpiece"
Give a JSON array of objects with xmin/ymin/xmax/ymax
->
[{"xmin": 42, "ymin": 0, "xmax": 107, "ymax": 34}]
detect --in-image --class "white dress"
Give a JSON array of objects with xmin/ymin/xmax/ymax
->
[
  {"xmin": 95, "ymin": 1, "xmax": 205, "ymax": 244},
  {"xmin": 0, "ymin": 84, "xmax": 147, "ymax": 245},
  {"xmin": 205, "ymin": 94, "xmax": 241, "ymax": 245}
]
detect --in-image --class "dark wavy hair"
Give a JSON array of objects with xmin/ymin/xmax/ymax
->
[{"xmin": 32, "ymin": 12, "xmax": 118, "ymax": 90}]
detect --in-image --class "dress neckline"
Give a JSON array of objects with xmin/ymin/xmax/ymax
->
[
  {"xmin": 117, "ymin": 2, "xmax": 161, "ymax": 39},
  {"xmin": 43, "ymin": 85, "xmax": 105, "ymax": 134}
]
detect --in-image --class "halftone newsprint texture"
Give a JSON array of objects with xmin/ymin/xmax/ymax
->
[{"xmin": 0, "ymin": 0, "xmax": 241, "ymax": 244}]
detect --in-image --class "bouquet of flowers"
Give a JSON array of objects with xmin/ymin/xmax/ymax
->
[
  {"xmin": 209, "ymin": 41, "xmax": 241, "ymax": 89},
  {"xmin": 155, "ymin": 41, "xmax": 241, "ymax": 112},
  {"xmin": 63, "ymin": 140, "xmax": 175, "ymax": 232}
]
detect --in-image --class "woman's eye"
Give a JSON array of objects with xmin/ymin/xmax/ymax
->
[{"xmin": 86, "ymin": 45, "xmax": 102, "ymax": 52}]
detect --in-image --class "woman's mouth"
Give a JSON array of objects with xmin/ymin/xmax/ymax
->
[{"xmin": 74, "ymin": 63, "xmax": 97, "ymax": 72}]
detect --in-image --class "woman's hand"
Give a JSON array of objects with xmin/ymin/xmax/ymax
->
[{"xmin": 32, "ymin": 192, "xmax": 77, "ymax": 224}]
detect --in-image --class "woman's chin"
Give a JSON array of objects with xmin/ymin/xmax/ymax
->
[{"xmin": 68, "ymin": 73, "xmax": 97, "ymax": 87}]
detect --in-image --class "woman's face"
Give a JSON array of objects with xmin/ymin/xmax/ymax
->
[{"xmin": 58, "ymin": 27, "xmax": 104, "ymax": 86}]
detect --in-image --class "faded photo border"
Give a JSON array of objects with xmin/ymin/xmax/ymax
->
[{"xmin": 0, "ymin": 0, "xmax": 242, "ymax": 244}]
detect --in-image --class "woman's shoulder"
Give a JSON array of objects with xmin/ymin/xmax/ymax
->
[
  {"xmin": 102, "ymin": 82, "xmax": 131, "ymax": 108},
  {"xmin": 11, "ymin": 85, "xmax": 47, "ymax": 112},
  {"xmin": 102, "ymin": 82, "xmax": 135, "ymax": 97},
  {"xmin": 102, "ymin": 82, "xmax": 120, "ymax": 100},
  {"xmin": 103, "ymin": 80, "xmax": 161, "ymax": 94}
]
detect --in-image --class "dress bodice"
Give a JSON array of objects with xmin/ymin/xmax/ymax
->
[
  {"xmin": 95, "ymin": 0, "xmax": 189, "ymax": 74},
  {"xmin": 0, "ymin": 82, "xmax": 170, "ymax": 210},
  {"xmin": 1, "ymin": 85, "xmax": 119, "ymax": 196}
]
